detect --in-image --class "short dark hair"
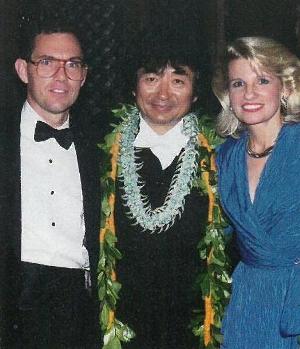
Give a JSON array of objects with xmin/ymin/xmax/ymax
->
[
  {"xmin": 134, "ymin": 54, "xmax": 201, "ymax": 98},
  {"xmin": 124, "ymin": 29, "xmax": 210, "ymax": 108},
  {"xmin": 18, "ymin": 17, "xmax": 85, "ymax": 61}
]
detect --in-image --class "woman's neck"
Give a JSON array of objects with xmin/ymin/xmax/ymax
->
[{"xmin": 247, "ymin": 118, "xmax": 282, "ymax": 153}]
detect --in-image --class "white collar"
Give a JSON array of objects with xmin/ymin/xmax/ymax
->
[{"xmin": 134, "ymin": 116, "xmax": 188, "ymax": 170}]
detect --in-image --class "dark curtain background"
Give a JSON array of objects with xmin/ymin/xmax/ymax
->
[{"xmin": 0, "ymin": 0, "xmax": 299, "ymax": 139}]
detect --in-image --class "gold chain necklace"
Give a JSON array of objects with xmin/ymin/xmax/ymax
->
[{"xmin": 246, "ymin": 139, "xmax": 275, "ymax": 158}]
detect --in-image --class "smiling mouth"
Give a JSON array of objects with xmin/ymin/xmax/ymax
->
[
  {"xmin": 50, "ymin": 88, "xmax": 68, "ymax": 94},
  {"xmin": 152, "ymin": 103, "xmax": 173, "ymax": 110},
  {"xmin": 242, "ymin": 103, "xmax": 263, "ymax": 112}
]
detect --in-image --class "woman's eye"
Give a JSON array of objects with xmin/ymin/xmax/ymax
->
[
  {"xmin": 259, "ymin": 77, "xmax": 270, "ymax": 84},
  {"xmin": 231, "ymin": 80, "xmax": 244, "ymax": 88}
]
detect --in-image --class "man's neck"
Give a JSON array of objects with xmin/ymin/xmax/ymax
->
[
  {"xmin": 27, "ymin": 100, "xmax": 69, "ymax": 129},
  {"xmin": 142, "ymin": 118, "xmax": 181, "ymax": 135}
]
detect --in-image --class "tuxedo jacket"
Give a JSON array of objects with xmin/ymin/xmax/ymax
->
[{"xmin": 0, "ymin": 85, "xmax": 100, "ymax": 345}]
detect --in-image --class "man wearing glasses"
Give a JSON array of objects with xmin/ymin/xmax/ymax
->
[{"xmin": 1, "ymin": 20, "xmax": 100, "ymax": 348}]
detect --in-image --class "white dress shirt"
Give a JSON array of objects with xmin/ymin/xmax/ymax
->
[
  {"xmin": 20, "ymin": 101, "xmax": 89, "ymax": 269},
  {"xmin": 134, "ymin": 116, "xmax": 188, "ymax": 169}
]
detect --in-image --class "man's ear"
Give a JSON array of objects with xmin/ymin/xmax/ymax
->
[
  {"xmin": 15, "ymin": 59, "xmax": 29, "ymax": 84},
  {"xmin": 80, "ymin": 69, "xmax": 88, "ymax": 87},
  {"xmin": 80, "ymin": 78, "xmax": 86, "ymax": 87}
]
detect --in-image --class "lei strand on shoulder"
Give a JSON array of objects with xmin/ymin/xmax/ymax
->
[{"xmin": 98, "ymin": 104, "xmax": 232, "ymax": 349}]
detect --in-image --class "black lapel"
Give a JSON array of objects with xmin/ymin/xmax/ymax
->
[
  {"xmin": 0, "ymin": 96, "xmax": 23, "ymax": 319},
  {"xmin": 72, "ymin": 117, "xmax": 100, "ymax": 287},
  {"xmin": 6, "ymin": 100, "xmax": 22, "ymax": 260}
]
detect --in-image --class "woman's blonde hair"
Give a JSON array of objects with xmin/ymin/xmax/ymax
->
[{"xmin": 212, "ymin": 36, "xmax": 300, "ymax": 137}]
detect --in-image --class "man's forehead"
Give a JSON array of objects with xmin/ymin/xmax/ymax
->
[{"xmin": 33, "ymin": 32, "xmax": 81, "ymax": 50}]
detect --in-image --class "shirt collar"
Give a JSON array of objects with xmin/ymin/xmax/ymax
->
[{"xmin": 134, "ymin": 115, "xmax": 188, "ymax": 170}]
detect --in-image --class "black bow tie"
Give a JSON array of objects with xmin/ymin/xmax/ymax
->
[{"xmin": 34, "ymin": 121, "xmax": 73, "ymax": 150}]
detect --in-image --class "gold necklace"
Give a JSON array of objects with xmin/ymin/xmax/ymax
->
[{"xmin": 246, "ymin": 139, "xmax": 275, "ymax": 158}]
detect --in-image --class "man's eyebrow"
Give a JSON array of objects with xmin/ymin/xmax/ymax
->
[
  {"xmin": 31, "ymin": 55, "xmax": 54, "ymax": 59},
  {"xmin": 141, "ymin": 69, "xmax": 160, "ymax": 75},
  {"xmin": 68, "ymin": 56, "xmax": 84, "ymax": 61},
  {"xmin": 172, "ymin": 68, "xmax": 189, "ymax": 75}
]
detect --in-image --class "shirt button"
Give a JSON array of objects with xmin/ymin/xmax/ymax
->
[
  {"xmin": 52, "ymin": 222, "xmax": 56, "ymax": 227},
  {"xmin": 49, "ymin": 159, "xmax": 53, "ymax": 164},
  {"xmin": 50, "ymin": 190, "xmax": 54, "ymax": 195}
]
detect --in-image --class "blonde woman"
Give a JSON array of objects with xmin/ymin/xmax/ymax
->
[{"xmin": 213, "ymin": 37, "xmax": 300, "ymax": 348}]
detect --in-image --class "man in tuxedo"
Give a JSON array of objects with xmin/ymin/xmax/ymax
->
[{"xmin": 1, "ymin": 20, "xmax": 100, "ymax": 348}]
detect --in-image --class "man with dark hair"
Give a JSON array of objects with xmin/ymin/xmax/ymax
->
[
  {"xmin": 1, "ymin": 20, "xmax": 100, "ymax": 348},
  {"xmin": 100, "ymin": 39, "xmax": 213, "ymax": 348}
]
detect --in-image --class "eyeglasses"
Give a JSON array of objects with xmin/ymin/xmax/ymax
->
[{"xmin": 28, "ymin": 57, "xmax": 88, "ymax": 81}]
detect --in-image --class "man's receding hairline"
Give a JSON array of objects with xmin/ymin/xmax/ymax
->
[{"xmin": 30, "ymin": 31, "xmax": 83, "ymax": 58}]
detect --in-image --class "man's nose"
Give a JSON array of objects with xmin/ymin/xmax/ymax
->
[
  {"xmin": 54, "ymin": 63, "xmax": 68, "ymax": 81},
  {"xmin": 157, "ymin": 80, "xmax": 170, "ymax": 100}
]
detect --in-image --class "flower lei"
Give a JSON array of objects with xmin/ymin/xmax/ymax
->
[
  {"xmin": 119, "ymin": 107, "xmax": 199, "ymax": 232},
  {"xmin": 98, "ymin": 104, "xmax": 232, "ymax": 349}
]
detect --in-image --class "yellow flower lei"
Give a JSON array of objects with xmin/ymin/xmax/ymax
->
[{"xmin": 98, "ymin": 105, "xmax": 232, "ymax": 349}]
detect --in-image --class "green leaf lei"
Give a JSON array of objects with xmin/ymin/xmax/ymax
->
[{"xmin": 98, "ymin": 104, "xmax": 233, "ymax": 349}]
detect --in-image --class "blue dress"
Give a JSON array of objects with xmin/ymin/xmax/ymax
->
[{"xmin": 217, "ymin": 124, "xmax": 300, "ymax": 349}]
